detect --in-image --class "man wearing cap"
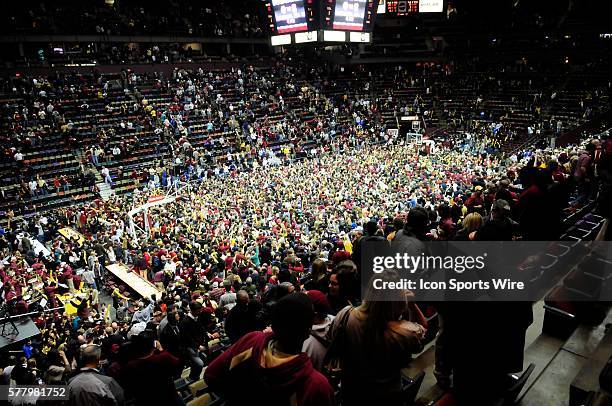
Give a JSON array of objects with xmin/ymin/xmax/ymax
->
[
  {"xmin": 148, "ymin": 310, "xmax": 163, "ymax": 332},
  {"xmin": 476, "ymin": 199, "xmax": 517, "ymax": 241},
  {"xmin": 209, "ymin": 281, "xmax": 225, "ymax": 303},
  {"xmin": 131, "ymin": 295, "xmax": 155, "ymax": 325},
  {"xmin": 205, "ymin": 293, "xmax": 334, "ymax": 405},
  {"xmin": 465, "ymin": 186, "xmax": 485, "ymax": 215}
]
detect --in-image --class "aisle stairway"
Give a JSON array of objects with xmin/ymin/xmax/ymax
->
[
  {"xmin": 97, "ymin": 181, "xmax": 114, "ymax": 201},
  {"xmin": 89, "ymin": 163, "xmax": 114, "ymax": 201}
]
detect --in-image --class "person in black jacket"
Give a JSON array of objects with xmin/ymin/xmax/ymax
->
[
  {"xmin": 159, "ymin": 310, "xmax": 183, "ymax": 361},
  {"xmin": 476, "ymin": 199, "xmax": 518, "ymax": 241},
  {"xmin": 439, "ymin": 197, "xmax": 533, "ymax": 404},
  {"xmin": 259, "ymin": 241, "xmax": 273, "ymax": 266},
  {"xmin": 179, "ymin": 301, "xmax": 207, "ymax": 381},
  {"xmin": 352, "ymin": 220, "xmax": 386, "ymax": 271},
  {"xmin": 224, "ymin": 290, "xmax": 263, "ymax": 343}
]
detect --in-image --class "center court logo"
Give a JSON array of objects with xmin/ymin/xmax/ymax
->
[{"xmin": 372, "ymin": 252, "xmax": 488, "ymax": 274}]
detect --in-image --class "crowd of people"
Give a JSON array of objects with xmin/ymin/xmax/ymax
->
[
  {"xmin": 1, "ymin": 123, "xmax": 611, "ymax": 404},
  {"xmin": 4, "ymin": 60, "xmax": 606, "ymax": 220},
  {"xmin": 0, "ymin": 58, "xmax": 611, "ymax": 405}
]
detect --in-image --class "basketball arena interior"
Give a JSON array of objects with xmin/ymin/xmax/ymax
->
[{"xmin": 0, "ymin": 1, "xmax": 612, "ymax": 405}]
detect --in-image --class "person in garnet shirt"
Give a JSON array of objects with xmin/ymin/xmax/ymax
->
[
  {"xmin": 43, "ymin": 281, "xmax": 58, "ymax": 308},
  {"xmin": 205, "ymin": 293, "xmax": 334, "ymax": 406},
  {"xmin": 123, "ymin": 333, "xmax": 182, "ymax": 406}
]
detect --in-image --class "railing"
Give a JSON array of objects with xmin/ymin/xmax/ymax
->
[{"xmin": 0, "ymin": 306, "xmax": 66, "ymax": 321}]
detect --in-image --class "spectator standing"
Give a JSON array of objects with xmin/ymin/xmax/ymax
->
[
  {"xmin": 219, "ymin": 280, "xmax": 237, "ymax": 310},
  {"xmin": 327, "ymin": 274, "xmax": 425, "ymax": 405},
  {"xmin": 123, "ymin": 334, "xmax": 182, "ymax": 406},
  {"xmin": 205, "ymin": 293, "xmax": 335, "ymax": 405},
  {"xmin": 67, "ymin": 345, "xmax": 125, "ymax": 406},
  {"xmin": 179, "ymin": 301, "xmax": 207, "ymax": 381},
  {"xmin": 302, "ymin": 290, "xmax": 335, "ymax": 371},
  {"xmin": 224, "ymin": 290, "xmax": 262, "ymax": 343}
]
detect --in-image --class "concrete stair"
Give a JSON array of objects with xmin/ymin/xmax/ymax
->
[{"xmin": 97, "ymin": 182, "xmax": 114, "ymax": 201}]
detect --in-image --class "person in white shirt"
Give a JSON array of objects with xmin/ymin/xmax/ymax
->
[
  {"xmin": 106, "ymin": 245, "xmax": 117, "ymax": 264},
  {"xmin": 29, "ymin": 179, "xmax": 38, "ymax": 196},
  {"xmin": 163, "ymin": 258, "xmax": 176, "ymax": 274},
  {"xmin": 219, "ymin": 283, "xmax": 237, "ymax": 310},
  {"xmin": 101, "ymin": 167, "xmax": 112, "ymax": 186},
  {"xmin": 82, "ymin": 268, "xmax": 97, "ymax": 289}
]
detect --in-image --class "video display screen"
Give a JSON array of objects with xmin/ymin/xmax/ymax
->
[
  {"xmin": 332, "ymin": 0, "xmax": 368, "ymax": 31},
  {"xmin": 272, "ymin": 0, "xmax": 308, "ymax": 33}
]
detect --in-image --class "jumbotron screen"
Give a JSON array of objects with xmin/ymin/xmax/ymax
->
[
  {"xmin": 332, "ymin": 0, "xmax": 368, "ymax": 31},
  {"xmin": 271, "ymin": 0, "xmax": 309, "ymax": 33}
]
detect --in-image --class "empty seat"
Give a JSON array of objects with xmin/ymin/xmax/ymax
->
[
  {"xmin": 174, "ymin": 377, "xmax": 189, "ymax": 391},
  {"xmin": 543, "ymin": 286, "xmax": 579, "ymax": 338},
  {"xmin": 581, "ymin": 256, "xmax": 612, "ymax": 281},
  {"xmin": 567, "ymin": 227, "xmax": 592, "ymax": 240},
  {"xmin": 189, "ymin": 379, "xmax": 209, "ymax": 397},
  {"xmin": 186, "ymin": 393, "xmax": 212, "ymax": 406},
  {"xmin": 563, "ymin": 269, "xmax": 602, "ymax": 299}
]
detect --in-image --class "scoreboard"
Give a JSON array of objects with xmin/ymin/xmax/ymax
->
[
  {"xmin": 378, "ymin": 0, "xmax": 444, "ymax": 15},
  {"xmin": 271, "ymin": 0, "xmax": 308, "ymax": 33},
  {"xmin": 386, "ymin": 0, "xmax": 418, "ymax": 15},
  {"xmin": 328, "ymin": 0, "xmax": 378, "ymax": 31},
  {"xmin": 263, "ymin": 0, "xmax": 444, "ymax": 45},
  {"xmin": 264, "ymin": 0, "xmax": 317, "ymax": 34},
  {"xmin": 332, "ymin": 0, "xmax": 368, "ymax": 31}
]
